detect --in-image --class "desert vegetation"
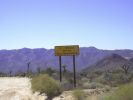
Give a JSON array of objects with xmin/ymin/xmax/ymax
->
[
  {"xmin": 72, "ymin": 88, "xmax": 86, "ymax": 100},
  {"xmin": 99, "ymin": 82, "xmax": 133, "ymax": 100},
  {"xmin": 0, "ymin": 62, "xmax": 133, "ymax": 100},
  {"xmin": 31, "ymin": 74, "xmax": 62, "ymax": 100}
]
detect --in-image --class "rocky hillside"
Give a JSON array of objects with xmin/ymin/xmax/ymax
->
[
  {"xmin": 83, "ymin": 53, "xmax": 133, "ymax": 72},
  {"xmin": 0, "ymin": 47, "xmax": 133, "ymax": 73}
]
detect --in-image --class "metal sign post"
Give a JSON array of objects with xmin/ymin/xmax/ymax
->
[
  {"xmin": 59, "ymin": 56, "xmax": 62, "ymax": 82},
  {"xmin": 73, "ymin": 55, "xmax": 76, "ymax": 87},
  {"xmin": 55, "ymin": 45, "xmax": 80, "ymax": 87}
]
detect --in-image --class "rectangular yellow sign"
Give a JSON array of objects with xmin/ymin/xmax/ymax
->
[{"xmin": 55, "ymin": 45, "xmax": 80, "ymax": 56}]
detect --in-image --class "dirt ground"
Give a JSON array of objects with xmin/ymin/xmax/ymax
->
[
  {"xmin": 0, "ymin": 77, "xmax": 46, "ymax": 100},
  {"xmin": 0, "ymin": 77, "xmax": 105, "ymax": 100}
]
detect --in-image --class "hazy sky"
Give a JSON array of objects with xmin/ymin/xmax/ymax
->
[{"xmin": 0, "ymin": 0, "xmax": 133, "ymax": 50}]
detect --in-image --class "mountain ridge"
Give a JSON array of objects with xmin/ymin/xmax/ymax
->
[
  {"xmin": 0, "ymin": 47, "xmax": 133, "ymax": 74},
  {"xmin": 83, "ymin": 53, "xmax": 133, "ymax": 73}
]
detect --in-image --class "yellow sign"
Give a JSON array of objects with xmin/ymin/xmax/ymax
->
[{"xmin": 55, "ymin": 45, "xmax": 80, "ymax": 56}]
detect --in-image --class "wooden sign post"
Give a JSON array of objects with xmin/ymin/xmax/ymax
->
[{"xmin": 55, "ymin": 45, "xmax": 79, "ymax": 87}]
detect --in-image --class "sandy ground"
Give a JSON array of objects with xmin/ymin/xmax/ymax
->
[
  {"xmin": 0, "ymin": 77, "xmax": 106, "ymax": 100},
  {"xmin": 0, "ymin": 77, "xmax": 46, "ymax": 100},
  {"xmin": 0, "ymin": 77, "xmax": 75, "ymax": 100}
]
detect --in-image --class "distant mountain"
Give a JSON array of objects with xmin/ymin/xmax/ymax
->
[
  {"xmin": 84, "ymin": 54, "xmax": 127, "ymax": 71},
  {"xmin": 83, "ymin": 53, "xmax": 133, "ymax": 72},
  {"xmin": 130, "ymin": 58, "xmax": 133, "ymax": 62},
  {"xmin": 129, "ymin": 58, "xmax": 133, "ymax": 66},
  {"xmin": 0, "ymin": 47, "xmax": 133, "ymax": 74}
]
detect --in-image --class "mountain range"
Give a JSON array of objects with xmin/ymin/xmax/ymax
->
[{"xmin": 0, "ymin": 47, "xmax": 133, "ymax": 74}]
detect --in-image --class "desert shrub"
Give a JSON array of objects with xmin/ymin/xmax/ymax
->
[
  {"xmin": 82, "ymin": 82, "xmax": 104, "ymax": 89},
  {"xmin": 111, "ymin": 69, "xmax": 123, "ymax": 74},
  {"xmin": 80, "ymin": 72, "xmax": 87, "ymax": 77},
  {"xmin": 94, "ymin": 70, "xmax": 103, "ymax": 75},
  {"xmin": 116, "ymin": 74, "xmax": 131, "ymax": 84},
  {"xmin": 88, "ymin": 82, "xmax": 104, "ymax": 89},
  {"xmin": 87, "ymin": 72, "xmax": 97, "ymax": 82},
  {"xmin": 72, "ymin": 89, "xmax": 86, "ymax": 100},
  {"xmin": 31, "ymin": 74, "xmax": 62, "ymax": 100},
  {"xmin": 103, "ymin": 82, "xmax": 133, "ymax": 100},
  {"xmin": 104, "ymin": 85, "xmax": 111, "ymax": 92},
  {"xmin": 130, "ymin": 73, "xmax": 133, "ymax": 82},
  {"xmin": 111, "ymin": 73, "xmax": 132, "ymax": 86},
  {"xmin": 45, "ymin": 68, "xmax": 55, "ymax": 76},
  {"xmin": 0, "ymin": 72, "xmax": 7, "ymax": 77},
  {"xmin": 15, "ymin": 72, "xmax": 27, "ymax": 77},
  {"xmin": 82, "ymin": 82, "xmax": 90, "ymax": 89},
  {"xmin": 39, "ymin": 68, "xmax": 56, "ymax": 76},
  {"xmin": 102, "ymin": 71, "xmax": 132, "ymax": 87},
  {"xmin": 60, "ymin": 79, "xmax": 74, "ymax": 91},
  {"xmin": 81, "ymin": 77, "xmax": 89, "ymax": 82}
]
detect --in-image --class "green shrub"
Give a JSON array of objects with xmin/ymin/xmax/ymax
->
[
  {"xmin": 31, "ymin": 74, "xmax": 62, "ymax": 100},
  {"xmin": 104, "ymin": 85, "xmax": 111, "ymax": 92},
  {"xmin": 0, "ymin": 72, "xmax": 7, "ymax": 77},
  {"xmin": 103, "ymin": 82, "xmax": 133, "ymax": 100},
  {"xmin": 72, "ymin": 89, "xmax": 86, "ymax": 100},
  {"xmin": 88, "ymin": 82, "xmax": 104, "ymax": 89},
  {"xmin": 45, "ymin": 68, "xmax": 55, "ymax": 76},
  {"xmin": 94, "ymin": 70, "xmax": 103, "ymax": 75}
]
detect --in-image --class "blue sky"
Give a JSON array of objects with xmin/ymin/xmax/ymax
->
[{"xmin": 0, "ymin": 0, "xmax": 133, "ymax": 50}]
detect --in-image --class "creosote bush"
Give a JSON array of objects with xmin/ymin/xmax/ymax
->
[
  {"xmin": 31, "ymin": 74, "xmax": 62, "ymax": 100},
  {"xmin": 88, "ymin": 82, "xmax": 104, "ymax": 89},
  {"xmin": 103, "ymin": 82, "xmax": 133, "ymax": 100},
  {"xmin": 72, "ymin": 88, "xmax": 86, "ymax": 100}
]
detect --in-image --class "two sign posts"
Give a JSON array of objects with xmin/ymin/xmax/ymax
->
[{"xmin": 54, "ymin": 45, "xmax": 80, "ymax": 87}]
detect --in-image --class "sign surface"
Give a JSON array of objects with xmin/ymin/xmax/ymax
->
[{"xmin": 55, "ymin": 45, "xmax": 79, "ymax": 56}]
